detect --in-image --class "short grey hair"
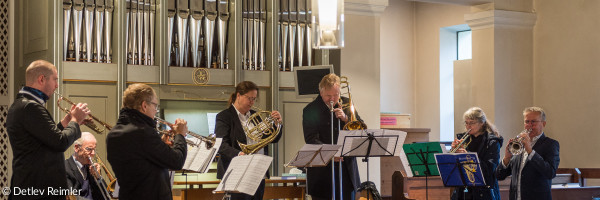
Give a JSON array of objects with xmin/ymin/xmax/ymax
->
[
  {"xmin": 73, "ymin": 132, "xmax": 96, "ymax": 146},
  {"xmin": 523, "ymin": 107, "xmax": 546, "ymax": 121}
]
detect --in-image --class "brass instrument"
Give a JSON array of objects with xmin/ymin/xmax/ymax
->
[
  {"xmin": 450, "ymin": 129, "xmax": 472, "ymax": 153},
  {"xmin": 338, "ymin": 76, "xmax": 367, "ymax": 130},
  {"xmin": 238, "ymin": 107, "xmax": 282, "ymax": 154},
  {"xmin": 55, "ymin": 92, "xmax": 112, "ymax": 134},
  {"xmin": 509, "ymin": 129, "xmax": 532, "ymax": 155},
  {"xmin": 88, "ymin": 154, "xmax": 116, "ymax": 199},
  {"xmin": 155, "ymin": 117, "xmax": 216, "ymax": 149}
]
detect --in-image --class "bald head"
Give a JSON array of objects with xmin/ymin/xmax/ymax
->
[
  {"xmin": 74, "ymin": 132, "xmax": 97, "ymax": 146},
  {"xmin": 25, "ymin": 60, "xmax": 56, "ymax": 86}
]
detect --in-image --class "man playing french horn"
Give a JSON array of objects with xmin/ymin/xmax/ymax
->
[
  {"xmin": 216, "ymin": 81, "xmax": 283, "ymax": 200},
  {"xmin": 495, "ymin": 107, "xmax": 560, "ymax": 200}
]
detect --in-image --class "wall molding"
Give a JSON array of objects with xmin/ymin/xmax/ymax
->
[
  {"xmin": 465, "ymin": 10, "xmax": 537, "ymax": 30},
  {"xmin": 345, "ymin": 0, "xmax": 389, "ymax": 16}
]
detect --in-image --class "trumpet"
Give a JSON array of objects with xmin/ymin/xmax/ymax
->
[
  {"xmin": 155, "ymin": 117, "xmax": 216, "ymax": 149},
  {"xmin": 450, "ymin": 129, "xmax": 472, "ymax": 153},
  {"xmin": 509, "ymin": 129, "xmax": 532, "ymax": 155},
  {"xmin": 55, "ymin": 92, "xmax": 112, "ymax": 134}
]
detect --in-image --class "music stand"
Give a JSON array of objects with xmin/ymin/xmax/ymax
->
[
  {"xmin": 286, "ymin": 144, "xmax": 341, "ymax": 199},
  {"xmin": 402, "ymin": 142, "xmax": 444, "ymax": 200},
  {"xmin": 434, "ymin": 153, "xmax": 486, "ymax": 195},
  {"xmin": 338, "ymin": 129, "xmax": 404, "ymax": 200}
]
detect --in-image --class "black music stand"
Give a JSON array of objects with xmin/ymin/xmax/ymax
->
[
  {"xmin": 286, "ymin": 144, "xmax": 341, "ymax": 199},
  {"xmin": 338, "ymin": 130, "xmax": 401, "ymax": 200},
  {"xmin": 402, "ymin": 142, "xmax": 444, "ymax": 200},
  {"xmin": 434, "ymin": 153, "xmax": 486, "ymax": 196}
]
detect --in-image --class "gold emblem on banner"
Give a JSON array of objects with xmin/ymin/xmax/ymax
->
[
  {"xmin": 462, "ymin": 155, "xmax": 477, "ymax": 183},
  {"xmin": 193, "ymin": 68, "xmax": 210, "ymax": 85}
]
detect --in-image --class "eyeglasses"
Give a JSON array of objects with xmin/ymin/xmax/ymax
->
[
  {"xmin": 464, "ymin": 121, "xmax": 479, "ymax": 126},
  {"xmin": 243, "ymin": 94, "xmax": 258, "ymax": 102},
  {"xmin": 84, "ymin": 147, "xmax": 96, "ymax": 153},
  {"xmin": 524, "ymin": 120, "xmax": 542, "ymax": 124},
  {"xmin": 148, "ymin": 101, "xmax": 160, "ymax": 112}
]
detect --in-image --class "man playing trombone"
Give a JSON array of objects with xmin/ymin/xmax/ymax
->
[
  {"xmin": 302, "ymin": 73, "xmax": 362, "ymax": 200},
  {"xmin": 106, "ymin": 83, "xmax": 188, "ymax": 200},
  {"xmin": 7, "ymin": 60, "xmax": 90, "ymax": 199},
  {"xmin": 495, "ymin": 107, "xmax": 560, "ymax": 200},
  {"xmin": 65, "ymin": 132, "xmax": 106, "ymax": 200}
]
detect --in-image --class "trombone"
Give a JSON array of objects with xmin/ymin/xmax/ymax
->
[
  {"xmin": 336, "ymin": 76, "xmax": 367, "ymax": 130},
  {"xmin": 88, "ymin": 154, "xmax": 116, "ymax": 200},
  {"xmin": 155, "ymin": 117, "xmax": 216, "ymax": 149},
  {"xmin": 55, "ymin": 92, "xmax": 112, "ymax": 134}
]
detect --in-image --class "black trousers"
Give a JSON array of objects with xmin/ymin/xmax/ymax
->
[
  {"xmin": 309, "ymin": 162, "xmax": 355, "ymax": 200},
  {"xmin": 230, "ymin": 179, "xmax": 265, "ymax": 200}
]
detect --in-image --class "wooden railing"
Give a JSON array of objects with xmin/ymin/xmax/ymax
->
[
  {"xmin": 173, "ymin": 179, "xmax": 306, "ymax": 200},
  {"xmin": 391, "ymin": 168, "xmax": 600, "ymax": 200}
]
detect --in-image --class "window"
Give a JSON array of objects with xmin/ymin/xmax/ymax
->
[{"xmin": 457, "ymin": 30, "xmax": 472, "ymax": 60}]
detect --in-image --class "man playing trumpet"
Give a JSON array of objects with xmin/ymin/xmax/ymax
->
[
  {"xmin": 7, "ymin": 60, "xmax": 90, "ymax": 199},
  {"xmin": 495, "ymin": 107, "xmax": 560, "ymax": 200},
  {"xmin": 106, "ymin": 83, "xmax": 188, "ymax": 200}
]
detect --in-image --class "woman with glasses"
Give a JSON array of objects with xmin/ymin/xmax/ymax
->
[
  {"xmin": 451, "ymin": 107, "xmax": 503, "ymax": 200},
  {"xmin": 215, "ymin": 81, "xmax": 283, "ymax": 200}
]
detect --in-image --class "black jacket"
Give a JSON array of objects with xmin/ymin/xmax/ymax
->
[
  {"xmin": 495, "ymin": 133, "xmax": 560, "ymax": 200},
  {"xmin": 106, "ymin": 108, "xmax": 187, "ymax": 200},
  {"xmin": 451, "ymin": 132, "xmax": 503, "ymax": 200},
  {"xmin": 215, "ymin": 105, "xmax": 282, "ymax": 179},
  {"xmin": 7, "ymin": 92, "xmax": 82, "ymax": 200},
  {"xmin": 65, "ymin": 156, "xmax": 107, "ymax": 200},
  {"xmin": 302, "ymin": 95, "xmax": 362, "ymax": 198}
]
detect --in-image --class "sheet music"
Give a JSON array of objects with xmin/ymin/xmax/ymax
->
[
  {"xmin": 215, "ymin": 154, "xmax": 273, "ymax": 195},
  {"xmin": 399, "ymin": 148, "xmax": 414, "ymax": 177},
  {"xmin": 183, "ymin": 138, "xmax": 223, "ymax": 173}
]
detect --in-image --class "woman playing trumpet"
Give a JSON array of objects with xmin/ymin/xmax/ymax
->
[{"xmin": 451, "ymin": 107, "xmax": 503, "ymax": 200}]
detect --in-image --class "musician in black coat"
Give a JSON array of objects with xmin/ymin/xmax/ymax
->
[
  {"xmin": 302, "ymin": 73, "xmax": 362, "ymax": 200},
  {"xmin": 106, "ymin": 83, "xmax": 188, "ymax": 200},
  {"xmin": 496, "ymin": 107, "xmax": 560, "ymax": 200},
  {"xmin": 65, "ymin": 132, "xmax": 107, "ymax": 200},
  {"xmin": 7, "ymin": 60, "xmax": 90, "ymax": 200},
  {"xmin": 451, "ymin": 107, "xmax": 503, "ymax": 200},
  {"xmin": 216, "ymin": 81, "xmax": 283, "ymax": 200}
]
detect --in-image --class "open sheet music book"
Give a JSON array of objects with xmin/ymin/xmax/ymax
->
[
  {"xmin": 214, "ymin": 154, "xmax": 273, "ymax": 195},
  {"xmin": 285, "ymin": 144, "xmax": 341, "ymax": 167},
  {"xmin": 182, "ymin": 138, "xmax": 223, "ymax": 173}
]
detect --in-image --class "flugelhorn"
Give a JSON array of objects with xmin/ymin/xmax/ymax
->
[
  {"xmin": 509, "ymin": 129, "xmax": 532, "ymax": 155},
  {"xmin": 55, "ymin": 92, "xmax": 112, "ymax": 134},
  {"xmin": 337, "ymin": 76, "xmax": 367, "ymax": 130},
  {"xmin": 238, "ymin": 106, "xmax": 282, "ymax": 154},
  {"xmin": 155, "ymin": 117, "xmax": 216, "ymax": 149},
  {"xmin": 450, "ymin": 129, "xmax": 472, "ymax": 153}
]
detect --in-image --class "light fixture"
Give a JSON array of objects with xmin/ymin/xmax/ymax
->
[{"xmin": 312, "ymin": 0, "xmax": 344, "ymax": 49}]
